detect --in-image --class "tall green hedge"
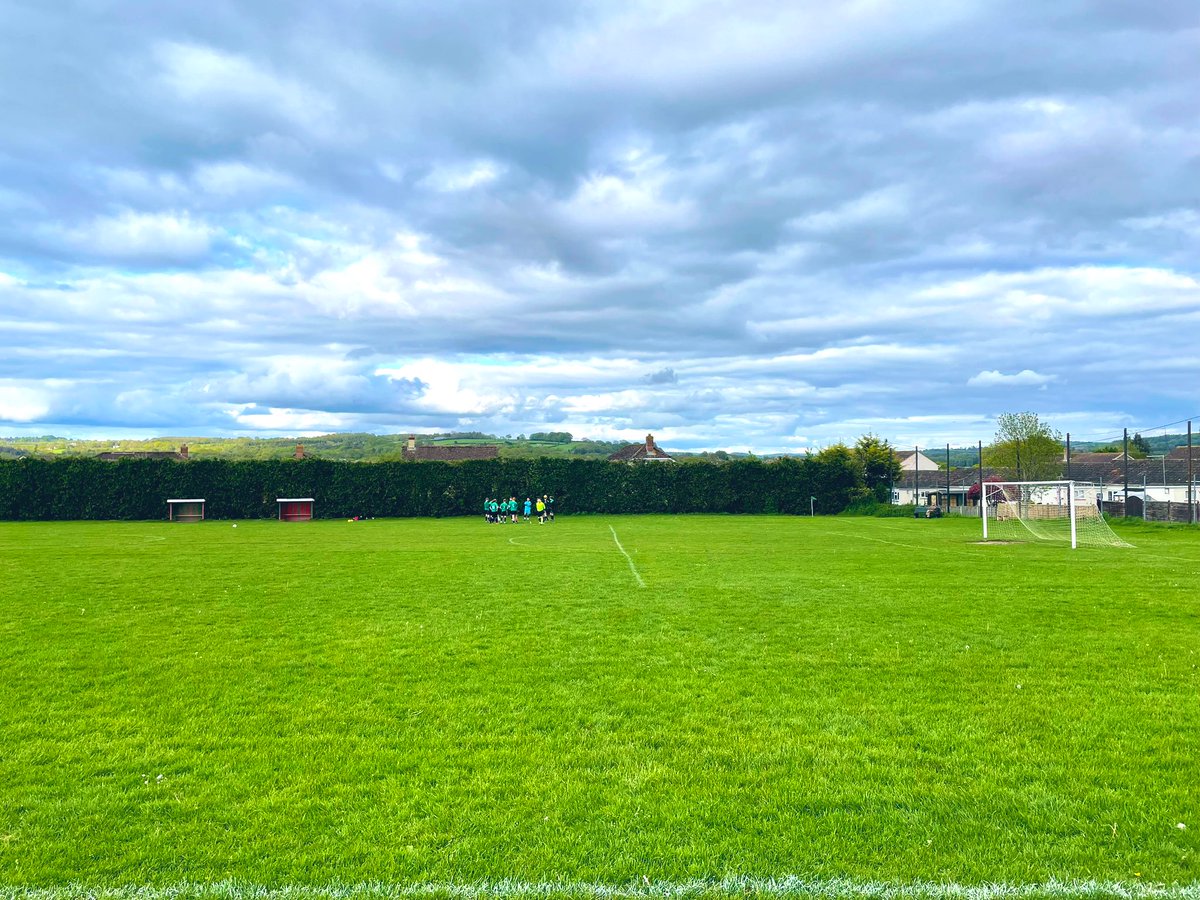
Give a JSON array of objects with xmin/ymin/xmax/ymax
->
[{"xmin": 0, "ymin": 456, "xmax": 858, "ymax": 520}]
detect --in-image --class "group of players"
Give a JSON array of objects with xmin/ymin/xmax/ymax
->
[{"xmin": 483, "ymin": 495, "xmax": 556, "ymax": 524}]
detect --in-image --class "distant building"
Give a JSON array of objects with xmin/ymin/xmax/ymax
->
[
  {"xmin": 401, "ymin": 435, "xmax": 499, "ymax": 461},
  {"xmin": 894, "ymin": 449, "xmax": 940, "ymax": 471},
  {"xmin": 608, "ymin": 433, "xmax": 675, "ymax": 463},
  {"xmin": 98, "ymin": 444, "xmax": 190, "ymax": 461}
]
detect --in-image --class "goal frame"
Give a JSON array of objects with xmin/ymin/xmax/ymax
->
[{"xmin": 980, "ymin": 480, "xmax": 1089, "ymax": 549}]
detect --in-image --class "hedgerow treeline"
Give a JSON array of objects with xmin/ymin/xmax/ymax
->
[{"xmin": 0, "ymin": 450, "xmax": 887, "ymax": 520}]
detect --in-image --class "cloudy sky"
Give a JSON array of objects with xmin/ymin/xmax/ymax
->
[{"xmin": 1, "ymin": 1, "xmax": 1198, "ymax": 451}]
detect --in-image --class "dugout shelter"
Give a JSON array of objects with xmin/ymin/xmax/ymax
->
[
  {"xmin": 277, "ymin": 498, "xmax": 315, "ymax": 522},
  {"xmin": 167, "ymin": 499, "xmax": 205, "ymax": 522}
]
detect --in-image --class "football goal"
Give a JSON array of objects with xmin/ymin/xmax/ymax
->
[{"xmin": 981, "ymin": 481, "xmax": 1132, "ymax": 549}]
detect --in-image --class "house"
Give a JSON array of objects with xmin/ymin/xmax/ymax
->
[
  {"xmin": 895, "ymin": 449, "xmax": 941, "ymax": 471},
  {"xmin": 892, "ymin": 467, "xmax": 1004, "ymax": 508},
  {"xmin": 1064, "ymin": 454, "xmax": 1198, "ymax": 505},
  {"xmin": 99, "ymin": 444, "xmax": 190, "ymax": 461},
  {"xmin": 401, "ymin": 435, "xmax": 499, "ymax": 461},
  {"xmin": 608, "ymin": 433, "xmax": 675, "ymax": 463}
]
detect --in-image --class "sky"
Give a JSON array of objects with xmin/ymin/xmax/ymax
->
[{"xmin": 1, "ymin": 1, "xmax": 1198, "ymax": 452}]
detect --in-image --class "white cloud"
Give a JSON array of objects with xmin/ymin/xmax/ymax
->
[
  {"xmin": 967, "ymin": 369, "xmax": 1057, "ymax": 387},
  {"xmin": 790, "ymin": 186, "xmax": 911, "ymax": 234},
  {"xmin": 53, "ymin": 210, "xmax": 214, "ymax": 262},
  {"xmin": 420, "ymin": 161, "xmax": 502, "ymax": 192},
  {"xmin": 153, "ymin": 42, "xmax": 335, "ymax": 134},
  {"xmin": 192, "ymin": 161, "xmax": 294, "ymax": 196},
  {"xmin": 0, "ymin": 384, "xmax": 51, "ymax": 422}
]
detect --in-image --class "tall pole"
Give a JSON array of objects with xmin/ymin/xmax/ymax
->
[
  {"xmin": 1123, "ymin": 428, "xmax": 1130, "ymax": 514},
  {"xmin": 1066, "ymin": 432, "xmax": 1071, "ymax": 481},
  {"xmin": 1189, "ymin": 421, "xmax": 1194, "ymax": 525},
  {"xmin": 1068, "ymin": 480, "xmax": 1077, "ymax": 550},
  {"xmin": 978, "ymin": 440, "xmax": 986, "ymax": 539},
  {"xmin": 914, "ymin": 445, "xmax": 919, "ymax": 509},
  {"xmin": 946, "ymin": 443, "xmax": 951, "ymax": 512}
]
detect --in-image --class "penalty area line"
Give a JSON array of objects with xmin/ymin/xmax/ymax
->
[
  {"xmin": 8, "ymin": 878, "xmax": 1200, "ymax": 900},
  {"xmin": 609, "ymin": 525, "xmax": 646, "ymax": 588}
]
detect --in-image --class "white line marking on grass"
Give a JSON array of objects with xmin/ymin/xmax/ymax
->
[
  {"xmin": 610, "ymin": 525, "xmax": 646, "ymax": 588},
  {"xmin": 9, "ymin": 878, "xmax": 1200, "ymax": 900},
  {"xmin": 821, "ymin": 528, "xmax": 931, "ymax": 552}
]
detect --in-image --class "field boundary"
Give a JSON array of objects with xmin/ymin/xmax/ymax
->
[
  {"xmin": 4, "ymin": 879, "xmax": 1200, "ymax": 900},
  {"xmin": 609, "ymin": 525, "xmax": 646, "ymax": 588}
]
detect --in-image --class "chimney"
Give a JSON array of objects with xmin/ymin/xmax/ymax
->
[
  {"xmin": 179, "ymin": 444, "xmax": 189, "ymax": 459},
  {"xmin": 646, "ymin": 434, "xmax": 655, "ymax": 452},
  {"xmin": 294, "ymin": 443, "xmax": 305, "ymax": 459},
  {"xmin": 407, "ymin": 435, "xmax": 417, "ymax": 453}
]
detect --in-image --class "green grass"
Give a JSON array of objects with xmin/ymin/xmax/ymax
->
[{"xmin": 1, "ymin": 516, "xmax": 1197, "ymax": 897}]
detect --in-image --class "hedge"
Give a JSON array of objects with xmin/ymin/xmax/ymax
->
[{"xmin": 0, "ymin": 456, "xmax": 863, "ymax": 521}]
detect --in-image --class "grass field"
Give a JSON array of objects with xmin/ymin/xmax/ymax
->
[{"xmin": 1, "ymin": 515, "xmax": 1198, "ymax": 899}]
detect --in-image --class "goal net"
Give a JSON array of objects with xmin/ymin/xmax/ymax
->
[{"xmin": 981, "ymin": 481, "xmax": 1132, "ymax": 548}]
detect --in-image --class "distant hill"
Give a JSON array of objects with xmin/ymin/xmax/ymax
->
[
  {"xmin": 6, "ymin": 430, "xmax": 1191, "ymax": 464},
  {"xmin": 933, "ymin": 432, "xmax": 1195, "ymax": 470},
  {"xmin": 1071, "ymin": 433, "xmax": 1193, "ymax": 456},
  {"xmin": 0, "ymin": 432, "xmax": 630, "ymax": 462}
]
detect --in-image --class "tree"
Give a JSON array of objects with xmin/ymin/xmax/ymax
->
[
  {"xmin": 854, "ymin": 434, "xmax": 902, "ymax": 502},
  {"xmin": 985, "ymin": 412, "xmax": 1063, "ymax": 481},
  {"xmin": 812, "ymin": 444, "xmax": 866, "ymax": 511},
  {"xmin": 1130, "ymin": 433, "xmax": 1151, "ymax": 458}
]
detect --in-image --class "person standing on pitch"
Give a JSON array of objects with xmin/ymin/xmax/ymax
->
[
  {"xmin": 536, "ymin": 496, "xmax": 546, "ymax": 523},
  {"xmin": 523, "ymin": 497, "xmax": 532, "ymax": 521},
  {"xmin": 510, "ymin": 496, "xmax": 518, "ymax": 524},
  {"xmin": 546, "ymin": 495, "xmax": 555, "ymax": 522}
]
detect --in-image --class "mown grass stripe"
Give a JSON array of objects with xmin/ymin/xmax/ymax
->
[{"xmin": 3, "ymin": 879, "xmax": 1200, "ymax": 900}]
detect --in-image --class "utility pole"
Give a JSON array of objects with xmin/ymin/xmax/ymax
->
[
  {"xmin": 1124, "ymin": 428, "xmax": 1130, "ymax": 514},
  {"xmin": 914, "ymin": 445, "xmax": 919, "ymax": 509},
  {"xmin": 1065, "ymin": 432, "xmax": 1071, "ymax": 481},
  {"xmin": 1189, "ymin": 421, "xmax": 1195, "ymax": 525},
  {"xmin": 946, "ymin": 443, "xmax": 951, "ymax": 513}
]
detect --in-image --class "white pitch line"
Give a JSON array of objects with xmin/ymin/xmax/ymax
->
[
  {"xmin": 609, "ymin": 525, "xmax": 646, "ymax": 588},
  {"xmin": 7, "ymin": 878, "xmax": 1200, "ymax": 900}
]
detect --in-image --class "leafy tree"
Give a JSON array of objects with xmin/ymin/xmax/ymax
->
[
  {"xmin": 854, "ymin": 434, "xmax": 902, "ymax": 502},
  {"xmin": 985, "ymin": 412, "xmax": 1063, "ymax": 480},
  {"xmin": 1130, "ymin": 433, "xmax": 1151, "ymax": 458},
  {"xmin": 812, "ymin": 444, "xmax": 867, "ymax": 512}
]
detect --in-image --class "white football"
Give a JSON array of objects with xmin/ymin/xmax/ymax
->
[{"xmin": 232, "ymin": 524, "xmax": 237, "ymax": 528}]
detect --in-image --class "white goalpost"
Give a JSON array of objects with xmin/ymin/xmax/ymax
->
[{"xmin": 980, "ymin": 480, "xmax": 1132, "ymax": 549}]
